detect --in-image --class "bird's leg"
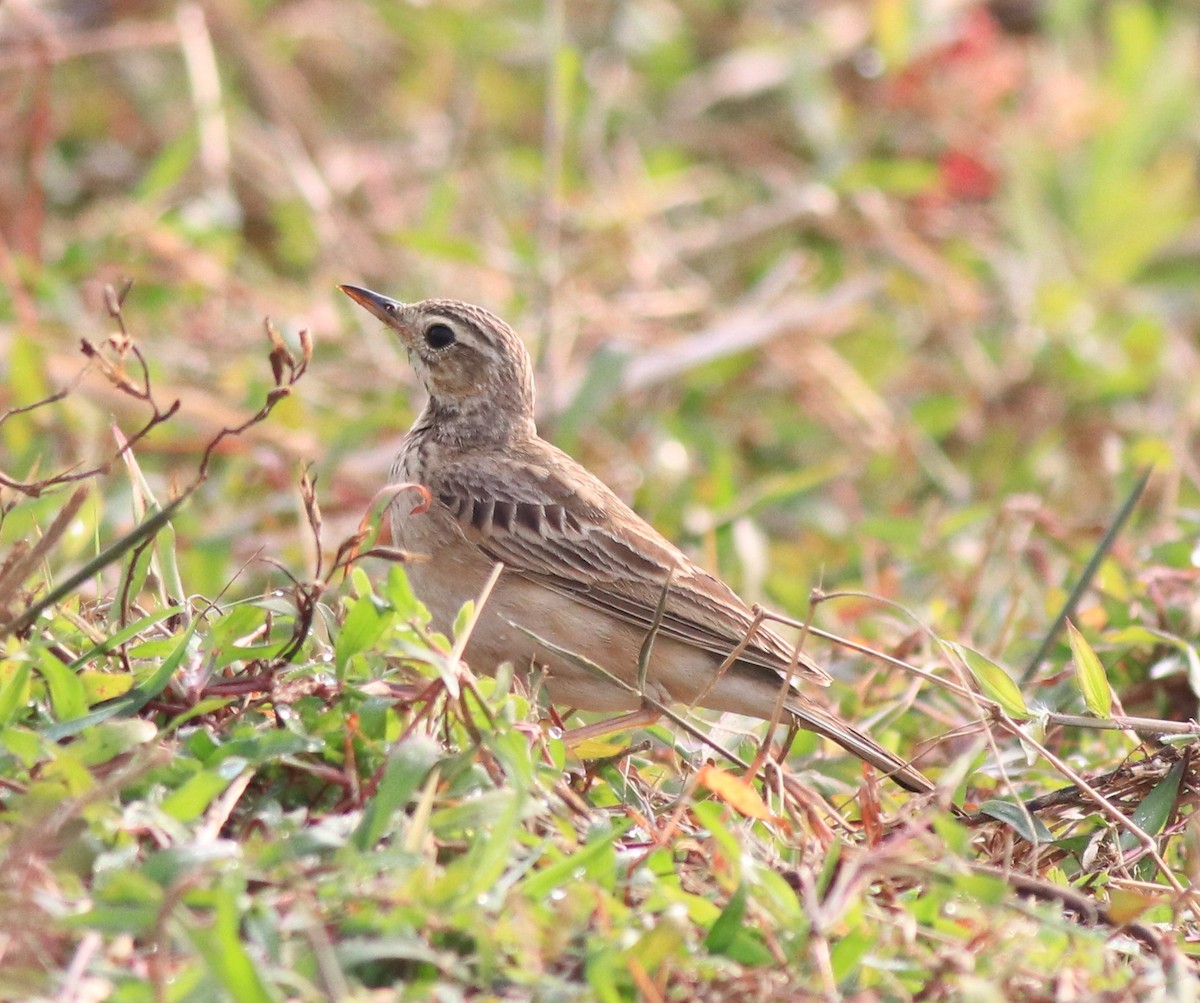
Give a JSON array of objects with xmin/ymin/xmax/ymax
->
[{"xmin": 563, "ymin": 708, "xmax": 663, "ymax": 744}]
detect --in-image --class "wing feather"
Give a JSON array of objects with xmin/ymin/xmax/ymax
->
[{"xmin": 427, "ymin": 444, "xmax": 829, "ymax": 685}]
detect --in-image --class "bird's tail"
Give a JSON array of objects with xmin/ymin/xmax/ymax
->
[{"xmin": 786, "ymin": 700, "xmax": 935, "ymax": 795}]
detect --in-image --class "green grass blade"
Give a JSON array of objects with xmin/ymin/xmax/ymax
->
[{"xmin": 1020, "ymin": 467, "xmax": 1151, "ymax": 684}]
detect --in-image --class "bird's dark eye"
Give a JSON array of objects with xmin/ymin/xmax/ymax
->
[{"xmin": 424, "ymin": 322, "xmax": 456, "ymax": 349}]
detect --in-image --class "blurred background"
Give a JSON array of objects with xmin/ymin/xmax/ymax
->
[{"xmin": 1, "ymin": 0, "xmax": 1198, "ymax": 686}]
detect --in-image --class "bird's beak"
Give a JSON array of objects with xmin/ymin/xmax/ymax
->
[{"xmin": 339, "ymin": 284, "xmax": 405, "ymax": 326}]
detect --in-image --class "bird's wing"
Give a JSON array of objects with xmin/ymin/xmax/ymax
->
[{"xmin": 427, "ymin": 445, "xmax": 829, "ymax": 685}]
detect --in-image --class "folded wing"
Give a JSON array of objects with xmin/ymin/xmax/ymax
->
[{"xmin": 428, "ymin": 445, "xmax": 830, "ymax": 687}]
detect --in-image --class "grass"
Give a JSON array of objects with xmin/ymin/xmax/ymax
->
[{"xmin": 2, "ymin": 1, "xmax": 1200, "ymax": 999}]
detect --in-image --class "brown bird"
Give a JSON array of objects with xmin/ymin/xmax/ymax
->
[{"xmin": 341, "ymin": 284, "xmax": 934, "ymax": 794}]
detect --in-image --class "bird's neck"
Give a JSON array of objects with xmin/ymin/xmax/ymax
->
[{"xmin": 414, "ymin": 396, "xmax": 536, "ymax": 450}]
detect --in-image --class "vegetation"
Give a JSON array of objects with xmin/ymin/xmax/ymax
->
[{"xmin": 1, "ymin": 1, "xmax": 1199, "ymax": 998}]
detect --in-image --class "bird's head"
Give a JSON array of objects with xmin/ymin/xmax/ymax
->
[{"xmin": 341, "ymin": 285, "xmax": 536, "ymax": 443}]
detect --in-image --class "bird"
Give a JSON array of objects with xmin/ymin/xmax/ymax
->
[{"xmin": 340, "ymin": 284, "xmax": 935, "ymax": 794}]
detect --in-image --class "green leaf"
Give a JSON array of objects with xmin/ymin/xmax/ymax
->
[
  {"xmin": 128, "ymin": 623, "xmax": 200, "ymax": 707},
  {"xmin": 704, "ymin": 882, "xmax": 747, "ymax": 953},
  {"xmin": 353, "ymin": 737, "xmax": 442, "ymax": 850},
  {"xmin": 1103, "ymin": 625, "xmax": 1171, "ymax": 646},
  {"xmin": 1120, "ymin": 759, "xmax": 1185, "ymax": 851},
  {"xmin": 117, "ymin": 440, "xmax": 186, "ymax": 615},
  {"xmin": 65, "ymin": 867, "xmax": 163, "ymax": 936},
  {"xmin": 38, "ymin": 650, "xmax": 89, "ymax": 722},
  {"xmin": 382, "ymin": 563, "xmax": 428, "ymax": 623},
  {"xmin": 161, "ymin": 762, "xmax": 247, "ymax": 823},
  {"xmin": 135, "ymin": 130, "xmax": 199, "ymax": 200},
  {"xmin": 79, "ymin": 671, "xmax": 134, "ymax": 704},
  {"xmin": 829, "ymin": 928, "xmax": 873, "ymax": 984},
  {"xmin": 0, "ymin": 662, "xmax": 31, "ymax": 726},
  {"xmin": 716, "ymin": 927, "xmax": 776, "ymax": 967},
  {"xmin": 626, "ymin": 919, "xmax": 686, "ymax": 975},
  {"xmin": 978, "ymin": 799, "xmax": 1054, "ymax": 844},
  {"xmin": 183, "ymin": 887, "xmax": 274, "ymax": 1003},
  {"xmin": 452, "ymin": 599, "xmax": 475, "ymax": 644},
  {"xmin": 2, "ymin": 726, "xmax": 42, "ymax": 764},
  {"xmin": 141, "ymin": 844, "xmax": 242, "ymax": 890},
  {"xmin": 335, "ymin": 595, "xmax": 387, "ymax": 677},
  {"xmin": 69, "ymin": 719, "xmax": 156, "ymax": 766},
  {"xmin": 69, "ymin": 606, "xmax": 180, "ymax": 668},
  {"xmin": 944, "ymin": 642, "xmax": 1029, "ymax": 718},
  {"xmin": 690, "ymin": 800, "xmax": 743, "ymax": 881},
  {"xmin": 164, "ymin": 697, "xmax": 235, "ymax": 732},
  {"xmin": 42, "ymin": 621, "xmax": 199, "ymax": 741},
  {"xmin": 218, "ymin": 730, "xmax": 320, "ymax": 764},
  {"xmin": 434, "ymin": 789, "xmax": 524, "ymax": 908},
  {"xmin": 1067, "ymin": 621, "xmax": 1112, "ymax": 718},
  {"xmin": 113, "ymin": 537, "xmax": 155, "ymax": 628},
  {"xmin": 521, "ymin": 820, "xmax": 629, "ymax": 901},
  {"xmin": 585, "ymin": 945, "xmax": 627, "ymax": 1003}
]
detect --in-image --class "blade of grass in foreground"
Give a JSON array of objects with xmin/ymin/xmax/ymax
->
[
  {"xmin": 6, "ymin": 495, "xmax": 188, "ymax": 637},
  {"xmin": 42, "ymin": 619, "xmax": 198, "ymax": 741},
  {"xmin": 1020, "ymin": 467, "xmax": 1151, "ymax": 684}
]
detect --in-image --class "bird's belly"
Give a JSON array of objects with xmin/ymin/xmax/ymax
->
[
  {"xmin": 468, "ymin": 583, "xmax": 735, "ymax": 712},
  {"xmin": 397, "ymin": 562, "xmax": 713, "ymax": 712}
]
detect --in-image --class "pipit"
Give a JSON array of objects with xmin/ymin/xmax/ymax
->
[{"xmin": 341, "ymin": 285, "xmax": 934, "ymax": 794}]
